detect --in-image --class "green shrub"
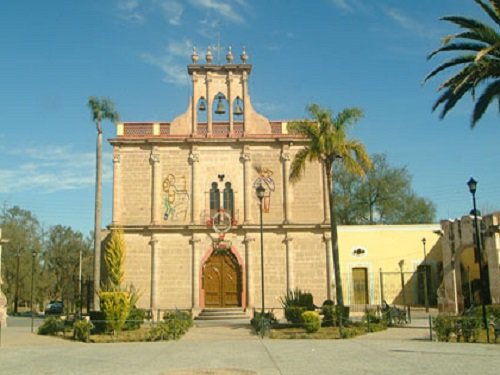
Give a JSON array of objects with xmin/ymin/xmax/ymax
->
[
  {"xmin": 124, "ymin": 307, "xmax": 145, "ymax": 331},
  {"xmin": 163, "ymin": 310, "xmax": 193, "ymax": 338},
  {"xmin": 433, "ymin": 315, "xmax": 455, "ymax": 342},
  {"xmin": 280, "ymin": 288, "xmax": 315, "ymax": 311},
  {"xmin": 73, "ymin": 319, "xmax": 94, "ymax": 342},
  {"xmin": 458, "ymin": 317, "xmax": 481, "ymax": 343},
  {"xmin": 89, "ymin": 311, "xmax": 106, "ymax": 334},
  {"xmin": 99, "ymin": 291, "xmax": 130, "ymax": 335},
  {"xmin": 251, "ymin": 311, "xmax": 277, "ymax": 334},
  {"xmin": 284, "ymin": 306, "xmax": 305, "ymax": 324},
  {"xmin": 302, "ymin": 311, "xmax": 321, "ymax": 333},
  {"xmin": 321, "ymin": 305, "xmax": 335, "ymax": 327},
  {"xmin": 363, "ymin": 308, "xmax": 381, "ymax": 324},
  {"xmin": 38, "ymin": 317, "xmax": 64, "ymax": 336},
  {"xmin": 335, "ymin": 306, "xmax": 350, "ymax": 326},
  {"xmin": 147, "ymin": 310, "xmax": 193, "ymax": 341}
]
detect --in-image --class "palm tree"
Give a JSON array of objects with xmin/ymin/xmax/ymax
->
[
  {"xmin": 88, "ymin": 97, "xmax": 119, "ymax": 310},
  {"xmin": 425, "ymin": 0, "xmax": 500, "ymax": 127},
  {"xmin": 289, "ymin": 104, "xmax": 371, "ymax": 306}
]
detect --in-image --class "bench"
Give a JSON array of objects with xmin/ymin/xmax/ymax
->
[{"xmin": 381, "ymin": 300, "xmax": 407, "ymax": 326}]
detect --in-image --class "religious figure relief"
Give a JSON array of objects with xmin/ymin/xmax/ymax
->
[
  {"xmin": 253, "ymin": 164, "xmax": 275, "ymax": 213},
  {"xmin": 163, "ymin": 174, "xmax": 190, "ymax": 222}
]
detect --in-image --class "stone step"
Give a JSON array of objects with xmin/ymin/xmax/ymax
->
[{"xmin": 195, "ymin": 308, "xmax": 249, "ymax": 321}]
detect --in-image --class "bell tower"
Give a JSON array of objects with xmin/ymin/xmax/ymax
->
[{"xmin": 168, "ymin": 46, "xmax": 270, "ymax": 137}]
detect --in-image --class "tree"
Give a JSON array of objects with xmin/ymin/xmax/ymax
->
[
  {"xmin": 425, "ymin": 0, "xmax": 500, "ymax": 127},
  {"xmin": 88, "ymin": 97, "xmax": 119, "ymax": 310},
  {"xmin": 0, "ymin": 206, "xmax": 43, "ymax": 313},
  {"xmin": 334, "ymin": 154, "xmax": 436, "ymax": 224},
  {"xmin": 99, "ymin": 228, "xmax": 129, "ymax": 334},
  {"xmin": 44, "ymin": 225, "xmax": 92, "ymax": 312},
  {"xmin": 289, "ymin": 104, "xmax": 372, "ymax": 306}
]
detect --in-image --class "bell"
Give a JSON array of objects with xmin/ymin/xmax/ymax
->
[
  {"xmin": 234, "ymin": 102, "xmax": 243, "ymax": 116},
  {"xmin": 215, "ymin": 96, "xmax": 226, "ymax": 114},
  {"xmin": 198, "ymin": 98, "xmax": 206, "ymax": 111}
]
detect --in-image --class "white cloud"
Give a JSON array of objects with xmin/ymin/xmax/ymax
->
[
  {"xmin": 330, "ymin": 0, "xmax": 351, "ymax": 11},
  {"xmin": 141, "ymin": 39, "xmax": 193, "ymax": 86},
  {"xmin": 0, "ymin": 145, "xmax": 112, "ymax": 193},
  {"xmin": 189, "ymin": 0, "xmax": 245, "ymax": 23},
  {"xmin": 160, "ymin": 0, "xmax": 184, "ymax": 25},
  {"xmin": 117, "ymin": 0, "xmax": 145, "ymax": 23},
  {"xmin": 385, "ymin": 8, "xmax": 438, "ymax": 40}
]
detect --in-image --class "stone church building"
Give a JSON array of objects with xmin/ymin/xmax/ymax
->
[{"xmin": 106, "ymin": 47, "xmax": 446, "ymax": 316}]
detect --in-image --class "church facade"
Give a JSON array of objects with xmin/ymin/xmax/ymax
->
[{"xmin": 106, "ymin": 47, "xmax": 444, "ymax": 316}]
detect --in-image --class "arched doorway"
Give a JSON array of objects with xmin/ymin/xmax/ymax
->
[{"xmin": 203, "ymin": 252, "xmax": 242, "ymax": 308}]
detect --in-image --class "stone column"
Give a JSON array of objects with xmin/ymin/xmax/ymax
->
[
  {"xmin": 227, "ymin": 72, "xmax": 233, "ymax": 135},
  {"xmin": 150, "ymin": 148, "xmax": 161, "ymax": 225},
  {"xmin": 190, "ymin": 235, "xmax": 201, "ymax": 312},
  {"xmin": 111, "ymin": 150, "xmax": 121, "ymax": 226},
  {"xmin": 192, "ymin": 73, "xmax": 198, "ymax": 135},
  {"xmin": 189, "ymin": 150, "xmax": 200, "ymax": 225},
  {"xmin": 149, "ymin": 234, "xmax": 159, "ymax": 315},
  {"xmin": 242, "ymin": 71, "xmax": 249, "ymax": 134},
  {"xmin": 323, "ymin": 233, "xmax": 333, "ymax": 300},
  {"xmin": 206, "ymin": 75, "xmax": 213, "ymax": 136},
  {"xmin": 281, "ymin": 147, "xmax": 291, "ymax": 224},
  {"xmin": 284, "ymin": 234, "xmax": 294, "ymax": 292},
  {"xmin": 243, "ymin": 234, "xmax": 255, "ymax": 308},
  {"xmin": 241, "ymin": 150, "xmax": 252, "ymax": 224},
  {"xmin": 322, "ymin": 159, "xmax": 330, "ymax": 224}
]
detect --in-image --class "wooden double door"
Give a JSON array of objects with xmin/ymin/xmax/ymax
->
[{"xmin": 203, "ymin": 253, "xmax": 242, "ymax": 307}]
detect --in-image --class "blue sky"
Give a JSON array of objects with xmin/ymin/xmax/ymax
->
[{"xmin": 1, "ymin": 0, "xmax": 499, "ymax": 236}]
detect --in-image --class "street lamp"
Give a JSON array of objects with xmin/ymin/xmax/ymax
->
[
  {"xmin": 14, "ymin": 248, "xmax": 21, "ymax": 315},
  {"xmin": 256, "ymin": 183, "xmax": 266, "ymax": 314},
  {"xmin": 30, "ymin": 250, "xmax": 36, "ymax": 333},
  {"xmin": 421, "ymin": 238, "xmax": 429, "ymax": 313},
  {"xmin": 467, "ymin": 177, "xmax": 489, "ymax": 343}
]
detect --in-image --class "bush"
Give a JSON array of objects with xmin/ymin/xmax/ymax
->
[
  {"xmin": 163, "ymin": 310, "xmax": 193, "ymax": 337},
  {"xmin": 363, "ymin": 308, "xmax": 381, "ymax": 324},
  {"xmin": 280, "ymin": 288, "xmax": 314, "ymax": 311},
  {"xmin": 251, "ymin": 311, "xmax": 277, "ymax": 334},
  {"xmin": 147, "ymin": 310, "xmax": 193, "ymax": 341},
  {"xmin": 124, "ymin": 307, "xmax": 145, "ymax": 331},
  {"xmin": 89, "ymin": 311, "xmax": 106, "ymax": 334},
  {"xmin": 99, "ymin": 291, "xmax": 130, "ymax": 335},
  {"xmin": 285, "ymin": 306, "xmax": 306, "ymax": 324},
  {"xmin": 302, "ymin": 311, "xmax": 321, "ymax": 333},
  {"xmin": 335, "ymin": 305, "xmax": 350, "ymax": 326},
  {"xmin": 38, "ymin": 317, "xmax": 65, "ymax": 336},
  {"xmin": 433, "ymin": 315, "xmax": 455, "ymax": 342},
  {"xmin": 321, "ymin": 305, "xmax": 335, "ymax": 327},
  {"xmin": 73, "ymin": 319, "xmax": 94, "ymax": 342},
  {"xmin": 458, "ymin": 317, "xmax": 481, "ymax": 343}
]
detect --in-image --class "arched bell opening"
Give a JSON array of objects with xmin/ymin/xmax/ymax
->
[
  {"xmin": 197, "ymin": 96, "xmax": 208, "ymax": 122},
  {"xmin": 212, "ymin": 92, "xmax": 229, "ymax": 122},
  {"xmin": 233, "ymin": 96, "xmax": 244, "ymax": 119}
]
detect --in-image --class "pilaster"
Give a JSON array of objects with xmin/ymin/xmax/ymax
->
[
  {"xmin": 190, "ymin": 235, "xmax": 201, "ymax": 311},
  {"xmin": 189, "ymin": 150, "xmax": 200, "ymax": 225},
  {"xmin": 150, "ymin": 148, "xmax": 161, "ymax": 225},
  {"xmin": 243, "ymin": 234, "xmax": 255, "ymax": 308},
  {"xmin": 283, "ymin": 234, "xmax": 294, "ymax": 292},
  {"xmin": 111, "ymin": 150, "xmax": 121, "ymax": 226},
  {"xmin": 281, "ymin": 146, "xmax": 291, "ymax": 224},
  {"xmin": 149, "ymin": 234, "xmax": 159, "ymax": 314},
  {"xmin": 241, "ymin": 150, "xmax": 252, "ymax": 224},
  {"xmin": 323, "ymin": 233, "xmax": 333, "ymax": 301}
]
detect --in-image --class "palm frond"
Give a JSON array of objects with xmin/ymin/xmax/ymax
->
[
  {"xmin": 491, "ymin": 0, "xmax": 500, "ymax": 17},
  {"xmin": 428, "ymin": 42, "xmax": 487, "ymax": 60},
  {"xmin": 441, "ymin": 15, "xmax": 490, "ymax": 31},
  {"xmin": 289, "ymin": 147, "xmax": 311, "ymax": 184},
  {"xmin": 334, "ymin": 107, "xmax": 364, "ymax": 130},
  {"xmin": 476, "ymin": 0, "xmax": 500, "ymax": 26},
  {"xmin": 476, "ymin": 41, "xmax": 500, "ymax": 61},
  {"xmin": 424, "ymin": 55, "xmax": 476, "ymax": 82},
  {"xmin": 472, "ymin": 79, "xmax": 500, "ymax": 126}
]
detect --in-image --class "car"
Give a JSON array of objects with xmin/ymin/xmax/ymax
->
[{"xmin": 44, "ymin": 301, "xmax": 64, "ymax": 315}]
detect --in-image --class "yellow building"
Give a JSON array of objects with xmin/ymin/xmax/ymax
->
[{"xmin": 104, "ymin": 48, "xmax": 444, "ymax": 317}]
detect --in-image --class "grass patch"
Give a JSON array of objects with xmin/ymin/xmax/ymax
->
[{"xmin": 269, "ymin": 324, "xmax": 381, "ymax": 339}]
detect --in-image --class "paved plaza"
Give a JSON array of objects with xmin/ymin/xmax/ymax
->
[{"xmin": 0, "ymin": 318, "xmax": 499, "ymax": 375}]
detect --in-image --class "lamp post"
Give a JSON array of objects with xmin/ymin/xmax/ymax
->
[
  {"xmin": 421, "ymin": 238, "xmax": 429, "ymax": 313},
  {"xmin": 14, "ymin": 248, "xmax": 21, "ymax": 315},
  {"xmin": 256, "ymin": 184, "xmax": 266, "ymax": 314},
  {"xmin": 467, "ymin": 177, "xmax": 489, "ymax": 343},
  {"xmin": 30, "ymin": 250, "xmax": 36, "ymax": 333}
]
